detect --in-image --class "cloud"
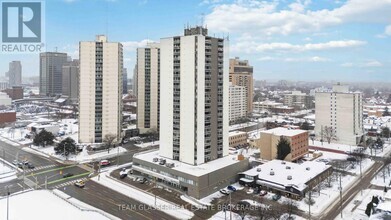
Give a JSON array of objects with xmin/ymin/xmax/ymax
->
[
  {"xmin": 258, "ymin": 56, "xmax": 276, "ymax": 61},
  {"xmin": 341, "ymin": 62, "xmax": 353, "ymax": 67},
  {"xmin": 231, "ymin": 40, "xmax": 366, "ymax": 53},
  {"xmin": 205, "ymin": 0, "xmax": 391, "ymax": 36},
  {"xmin": 341, "ymin": 60, "xmax": 383, "ymax": 67},
  {"xmin": 122, "ymin": 39, "xmax": 154, "ymax": 52},
  {"xmin": 258, "ymin": 56, "xmax": 330, "ymax": 62},
  {"xmin": 385, "ymin": 25, "xmax": 391, "ymax": 35},
  {"xmin": 200, "ymin": 0, "xmax": 223, "ymax": 6},
  {"xmin": 362, "ymin": 60, "xmax": 383, "ymax": 67}
]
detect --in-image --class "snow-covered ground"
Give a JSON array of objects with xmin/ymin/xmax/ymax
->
[
  {"xmin": 292, "ymin": 156, "xmax": 374, "ymax": 215},
  {"xmin": 0, "ymin": 158, "xmax": 17, "ymax": 183},
  {"xmin": 135, "ymin": 140, "xmax": 159, "ymax": 148},
  {"xmin": 92, "ymin": 171, "xmax": 194, "ymax": 219},
  {"xmin": 29, "ymin": 145, "xmax": 127, "ymax": 163},
  {"xmin": 0, "ymin": 118, "xmax": 79, "ymax": 146},
  {"xmin": 229, "ymin": 122, "xmax": 258, "ymax": 132},
  {"xmin": 335, "ymin": 189, "xmax": 389, "ymax": 220},
  {"xmin": 208, "ymin": 211, "xmax": 256, "ymax": 220},
  {"xmin": 311, "ymin": 140, "xmax": 391, "ymax": 158},
  {"xmin": 371, "ymin": 164, "xmax": 391, "ymax": 187},
  {"xmin": 0, "ymin": 190, "xmax": 115, "ymax": 220}
]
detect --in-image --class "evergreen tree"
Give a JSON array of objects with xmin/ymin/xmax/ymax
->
[
  {"xmin": 54, "ymin": 137, "xmax": 77, "ymax": 156},
  {"xmin": 276, "ymin": 136, "xmax": 291, "ymax": 160},
  {"xmin": 33, "ymin": 129, "xmax": 55, "ymax": 147},
  {"xmin": 384, "ymin": 106, "xmax": 390, "ymax": 116}
]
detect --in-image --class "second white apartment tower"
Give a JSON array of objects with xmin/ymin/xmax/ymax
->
[
  {"xmin": 159, "ymin": 27, "xmax": 229, "ymax": 165},
  {"xmin": 79, "ymin": 35, "xmax": 123, "ymax": 143}
]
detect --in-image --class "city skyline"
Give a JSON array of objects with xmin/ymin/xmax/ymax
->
[{"xmin": 0, "ymin": 0, "xmax": 390, "ymax": 82}]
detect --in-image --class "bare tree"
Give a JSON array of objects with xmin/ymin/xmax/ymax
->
[
  {"xmin": 257, "ymin": 204, "xmax": 283, "ymax": 220},
  {"xmin": 103, "ymin": 133, "xmax": 117, "ymax": 153},
  {"xmin": 324, "ymin": 126, "xmax": 337, "ymax": 144},
  {"xmin": 283, "ymin": 198, "xmax": 299, "ymax": 219}
]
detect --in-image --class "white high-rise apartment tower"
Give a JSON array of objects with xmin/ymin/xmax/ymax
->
[
  {"xmin": 79, "ymin": 35, "xmax": 123, "ymax": 143},
  {"xmin": 229, "ymin": 84, "xmax": 247, "ymax": 122},
  {"xmin": 159, "ymin": 26, "xmax": 229, "ymax": 165},
  {"xmin": 315, "ymin": 83, "xmax": 363, "ymax": 145},
  {"xmin": 137, "ymin": 43, "xmax": 160, "ymax": 134}
]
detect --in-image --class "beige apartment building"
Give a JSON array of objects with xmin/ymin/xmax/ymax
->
[
  {"xmin": 229, "ymin": 131, "xmax": 247, "ymax": 148},
  {"xmin": 136, "ymin": 43, "xmax": 160, "ymax": 134},
  {"xmin": 229, "ymin": 57, "xmax": 253, "ymax": 114},
  {"xmin": 78, "ymin": 35, "xmax": 123, "ymax": 143},
  {"xmin": 315, "ymin": 83, "xmax": 363, "ymax": 145},
  {"xmin": 258, "ymin": 127, "xmax": 308, "ymax": 161},
  {"xmin": 229, "ymin": 84, "xmax": 247, "ymax": 122}
]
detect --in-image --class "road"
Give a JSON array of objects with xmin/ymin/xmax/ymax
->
[
  {"xmin": 0, "ymin": 136, "xmax": 172, "ymax": 220},
  {"xmin": 61, "ymin": 181, "xmax": 173, "ymax": 220}
]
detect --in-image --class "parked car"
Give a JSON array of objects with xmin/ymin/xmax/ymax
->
[
  {"xmin": 219, "ymin": 189, "xmax": 231, "ymax": 195},
  {"xmin": 253, "ymin": 188, "xmax": 260, "ymax": 194},
  {"xmin": 272, "ymin": 194, "xmax": 281, "ymax": 201},
  {"xmin": 99, "ymin": 160, "xmax": 110, "ymax": 166},
  {"xmin": 12, "ymin": 160, "xmax": 19, "ymax": 165},
  {"xmin": 63, "ymin": 173, "xmax": 74, "ymax": 178},
  {"xmin": 259, "ymin": 190, "xmax": 268, "ymax": 196},
  {"xmin": 27, "ymin": 163, "xmax": 35, "ymax": 169},
  {"xmin": 138, "ymin": 178, "xmax": 147, "ymax": 184},
  {"xmin": 74, "ymin": 180, "xmax": 85, "ymax": 188},
  {"xmin": 159, "ymin": 159, "xmax": 166, "ymax": 165},
  {"xmin": 227, "ymin": 185, "xmax": 237, "ymax": 192},
  {"xmin": 119, "ymin": 169, "xmax": 128, "ymax": 179},
  {"xmin": 347, "ymin": 157, "xmax": 357, "ymax": 162}
]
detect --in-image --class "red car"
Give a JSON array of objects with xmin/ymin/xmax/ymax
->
[
  {"xmin": 259, "ymin": 190, "xmax": 268, "ymax": 196},
  {"xmin": 99, "ymin": 160, "xmax": 110, "ymax": 166}
]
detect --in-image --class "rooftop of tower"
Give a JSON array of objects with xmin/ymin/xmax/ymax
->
[{"xmin": 184, "ymin": 26, "xmax": 208, "ymax": 36}]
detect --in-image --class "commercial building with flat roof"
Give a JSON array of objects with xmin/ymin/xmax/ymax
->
[{"xmin": 239, "ymin": 159, "xmax": 332, "ymax": 199}]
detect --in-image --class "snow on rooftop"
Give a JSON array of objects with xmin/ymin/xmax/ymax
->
[
  {"xmin": 261, "ymin": 127, "xmax": 307, "ymax": 137},
  {"xmin": 241, "ymin": 159, "xmax": 331, "ymax": 191},
  {"xmin": 229, "ymin": 130, "xmax": 247, "ymax": 137},
  {"xmin": 134, "ymin": 150, "xmax": 247, "ymax": 177},
  {"xmin": 0, "ymin": 190, "xmax": 111, "ymax": 220}
]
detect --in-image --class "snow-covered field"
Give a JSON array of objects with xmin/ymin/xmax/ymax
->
[
  {"xmin": 0, "ymin": 190, "xmax": 114, "ymax": 220},
  {"xmin": 30, "ymin": 145, "xmax": 127, "ymax": 163},
  {"xmin": 311, "ymin": 140, "xmax": 391, "ymax": 158},
  {"xmin": 0, "ymin": 158, "xmax": 17, "ymax": 183},
  {"xmin": 371, "ymin": 164, "xmax": 391, "ymax": 187},
  {"xmin": 92, "ymin": 171, "xmax": 194, "ymax": 219}
]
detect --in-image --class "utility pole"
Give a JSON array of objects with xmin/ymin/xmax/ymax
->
[
  {"xmin": 117, "ymin": 145, "xmax": 120, "ymax": 166},
  {"xmin": 45, "ymin": 175, "xmax": 48, "ymax": 189},
  {"xmin": 229, "ymin": 192, "xmax": 232, "ymax": 220},
  {"xmin": 308, "ymin": 190, "xmax": 311, "ymax": 220},
  {"xmin": 339, "ymin": 173, "xmax": 343, "ymax": 218},
  {"xmin": 6, "ymin": 186, "xmax": 10, "ymax": 220}
]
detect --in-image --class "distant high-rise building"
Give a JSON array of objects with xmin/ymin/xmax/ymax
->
[
  {"xmin": 8, "ymin": 61, "xmax": 22, "ymax": 86},
  {"xmin": 39, "ymin": 52, "xmax": 68, "ymax": 96},
  {"xmin": 136, "ymin": 43, "xmax": 160, "ymax": 134},
  {"xmin": 0, "ymin": 82, "xmax": 9, "ymax": 90},
  {"xmin": 132, "ymin": 65, "xmax": 137, "ymax": 96},
  {"xmin": 283, "ymin": 91, "xmax": 314, "ymax": 109},
  {"xmin": 62, "ymin": 59, "xmax": 79, "ymax": 101},
  {"xmin": 122, "ymin": 68, "xmax": 128, "ymax": 94},
  {"xmin": 229, "ymin": 57, "xmax": 253, "ymax": 114},
  {"xmin": 229, "ymin": 84, "xmax": 247, "ymax": 122},
  {"xmin": 159, "ymin": 26, "xmax": 229, "ymax": 165},
  {"xmin": 79, "ymin": 35, "xmax": 123, "ymax": 143},
  {"xmin": 315, "ymin": 83, "xmax": 363, "ymax": 145}
]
